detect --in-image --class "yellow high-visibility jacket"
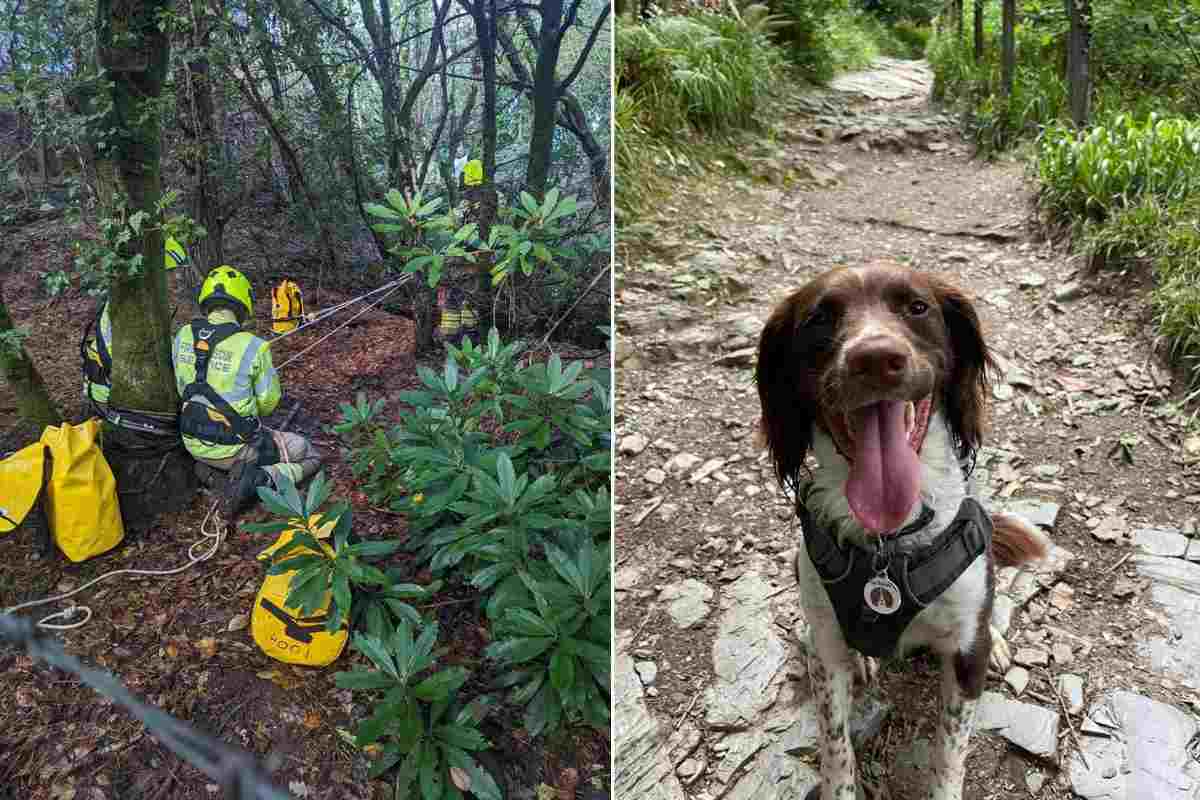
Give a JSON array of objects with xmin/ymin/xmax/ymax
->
[{"xmin": 172, "ymin": 308, "xmax": 281, "ymax": 460}]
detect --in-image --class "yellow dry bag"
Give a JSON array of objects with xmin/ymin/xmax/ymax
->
[
  {"xmin": 0, "ymin": 442, "xmax": 49, "ymax": 535},
  {"xmin": 39, "ymin": 419, "xmax": 125, "ymax": 562},
  {"xmin": 252, "ymin": 520, "xmax": 348, "ymax": 666},
  {"xmin": 271, "ymin": 280, "xmax": 305, "ymax": 334}
]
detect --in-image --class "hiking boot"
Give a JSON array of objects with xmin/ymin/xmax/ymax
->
[
  {"xmin": 194, "ymin": 463, "xmax": 223, "ymax": 489},
  {"xmin": 221, "ymin": 462, "xmax": 271, "ymax": 519}
]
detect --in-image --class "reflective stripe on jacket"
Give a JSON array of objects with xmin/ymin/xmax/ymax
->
[
  {"xmin": 172, "ymin": 308, "xmax": 281, "ymax": 460},
  {"xmin": 83, "ymin": 301, "xmax": 113, "ymax": 405}
]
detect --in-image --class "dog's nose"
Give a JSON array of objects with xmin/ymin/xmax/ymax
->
[{"xmin": 846, "ymin": 337, "xmax": 908, "ymax": 383}]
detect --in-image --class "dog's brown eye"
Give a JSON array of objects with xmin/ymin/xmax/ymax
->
[
  {"xmin": 909, "ymin": 300, "xmax": 929, "ymax": 316},
  {"xmin": 804, "ymin": 307, "xmax": 833, "ymax": 327}
]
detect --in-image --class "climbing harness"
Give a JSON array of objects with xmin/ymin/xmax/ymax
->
[
  {"xmin": 3, "ymin": 501, "xmax": 227, "ymax": 630},
  {"xmin": 797, "ymin": 490, "xmax": 992, "ymax": 658},
  {"xmin": 80, "ymin": 302, "xmax": 111, "ymax": 404},
  {"xmin": 179, "ymin": 320, "xmax": 263, "ymax": 445}
]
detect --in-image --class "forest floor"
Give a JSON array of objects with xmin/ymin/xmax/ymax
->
[
  {"xmin": 0, "ymin": 201, "xmax": 608, "ymax": 800},
  {"xmin": 614, "ymin": 58, "xmax": 1200, "ymax": 800}
]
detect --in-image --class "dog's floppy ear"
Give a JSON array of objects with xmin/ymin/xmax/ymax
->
[
  {"xmin": 756, "ymin": 294, "xmax": 818, "ymax": 492},
  {"xmin": 933, "ymin": 279, "xmax": 996, "ymax": 460}
]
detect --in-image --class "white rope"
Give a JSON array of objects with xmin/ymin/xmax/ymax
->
[
  {"xmin": 3, "ymin": 501, "xmax": 228, "ymax": 631},
  {"xmin": 275, "ymin": 277, "xmax": 411, "ymax": 371}
]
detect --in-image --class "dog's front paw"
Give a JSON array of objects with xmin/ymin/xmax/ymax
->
[{"xmin": 989, "ymin": 625, "xmax": 1011, "ymax": 672}]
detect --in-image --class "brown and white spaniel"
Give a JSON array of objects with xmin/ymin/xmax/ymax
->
[{"xmin": 755, "ymin": 263, "xmax": 1049, "ymax": 800}]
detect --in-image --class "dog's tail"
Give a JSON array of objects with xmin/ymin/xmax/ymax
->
[{"xmin": 991, "ymin": 512, "xmax": 1051, "ymax": 568}]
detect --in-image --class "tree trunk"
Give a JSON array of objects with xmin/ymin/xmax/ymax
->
[
  {"xmin": 466, "ymin": 0, "xmax": 499, "ymax": 335},
  {"xmin": 954, "ymin": 0, "xmax": 964, "ymax": 40},
  {"xmin": 974, "ymin": 0, "xmax": 984, "ymax": 61},
  {"xmin": 0, "ymin": 279, "xmax": 62, "ymax": 429},
  {"xmin": 96, "ymin": 0, "xmax": 196, "ymax": 529},
  {"xmin": 1001, "ymin": 0, "xmax": 1016, "ymax": 97},
  {"xmin": 1067, "ymin": 0, "xmax": 1090, "ymax": 127},
  {"xmin": 525, "ymin": 0, "xmax": 564, "ymax": 199}
]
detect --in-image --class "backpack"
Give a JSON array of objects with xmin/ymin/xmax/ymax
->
[
  {"xmin": 0, "ymin": 442, "xmax": 54, "ymax": 557},
  {"xmin": 39, "ymin": 419, "xmax": 125, "ymax": 562},
  {"xmin": 251, "ymin": 522, "xmax": 348, "ymax": 666},
  {"xmin": 271, "ymin": 280, "xmax": 305, "ymax": 334}
]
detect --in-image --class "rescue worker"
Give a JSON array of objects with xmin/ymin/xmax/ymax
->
[
  {"xmin": 82, "ymin": 236, "xmax": 191, "ymax": 414},
  {"xmin": 172, "ymin": 266, "xmax": 321, "ymax": 518}
]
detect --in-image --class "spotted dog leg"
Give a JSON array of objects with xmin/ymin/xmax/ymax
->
[
  {"xmin": 928, "ymin": 648, "xmax": 985, "ymax": 800},
  {"xmin": 804, "ymin": 606, "xmax": 861, "ymax": 800}
]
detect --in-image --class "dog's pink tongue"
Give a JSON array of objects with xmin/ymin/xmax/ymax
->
[{"xmin": 845, "ymin": 400, "xmax": 921, "ymax": 534}]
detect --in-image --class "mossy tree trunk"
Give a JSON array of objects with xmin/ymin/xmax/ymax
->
[
  {"xmin": 95, "ymin": 0, "xmax": 196, "ymax": 529},
  {"xmin": 0, "ymin": 278, "xmax": 62, "ymax": 430}
]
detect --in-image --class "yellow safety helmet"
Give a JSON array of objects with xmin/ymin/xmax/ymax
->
[
  {"xmin": 198, "ymin": 266, "xmax": 253, "ymax": 321},
  {"xmin": 165, "ymin": 236, "xmax": 189, "ymax": 271}
]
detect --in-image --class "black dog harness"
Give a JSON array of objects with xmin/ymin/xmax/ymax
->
[{"xmin": 798, "ymin": 494, "xmax": 992, "ymax": 658}]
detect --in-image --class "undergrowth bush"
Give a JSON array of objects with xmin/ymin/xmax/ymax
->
[
  {"xmin": 1036, "ymin": 113, "xmax": 1200, "ymax": 385},
  {"xmin": 331, "ymin": 326, "xmax": 612, "ymax": 735}
]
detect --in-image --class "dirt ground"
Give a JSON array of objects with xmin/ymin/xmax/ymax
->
[
  {"xmin": 614, "ymin": 65, "xmax": 1200, "ymax": 799},
  {"xmin": 0, "ymin": 207, "xmax": 609, "ymax": 800}
]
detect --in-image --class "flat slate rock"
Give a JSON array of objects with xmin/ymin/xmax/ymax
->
[
  {"xmin": 658, "ymin": 578, "xmax": 715, "ymax": 630},
  {"xmin": 829, "ymin": 58, "xmax": 933, "ymax": 101},
  {"xmin": 974, "ymin": 691, "xmax": 1060, "ymax": 758},
  {"xmin": 614, "ymin": 632, "xmax": 687, "ymax": 800},
  {"xmin": 1069, "ymin": 690, "xmax": 1200, "ymax": 800},
  {"xmin": 704, "ymin": 569, "xmax": 790, "ymax": 730},
  {"xmin": 724, "ymin": 737, "xmax": 820, "ymax": 800},
  {"xmin": 1133, "ymin": 527, "xmax": 1189, "ymax": 558},
  {"xmin": 1133, "ymin": 554, "xmax": 1200, "ymax": 688}
]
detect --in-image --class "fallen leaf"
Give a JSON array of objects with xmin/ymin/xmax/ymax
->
[
  {"xmin": 226, "ymin": 613, "xmax": 250, "ymax": 632},
  {"xmin": 165, "ymin": 642, "xmax": 179, "ymax": 658},
  {"xmin": 303, "ymin": 711, "xmax": 322, "ymax": 730},
  {"xmin": 196, "ymin": 637, "xmax": 218, "ymax": 658},
  {"xmin": 450, "ymin": 767, "xmax": 471, "ymax": 791},
  {"xmin": 363, "ymin": 744, "xmax": 383, "ymax": 759}
]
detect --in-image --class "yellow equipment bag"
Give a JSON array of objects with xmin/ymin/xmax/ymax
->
[
  {"xmin": 252, "ymin": 519, "xmax": 348, "ymax": 666},
  {"xmin": 271, "ymin": 280, "xmax": 305, "ymax": 334},
  {"xmin": 39, "ymin": 419, "xmax": 125, "ymax": 562},
  {"xmin": 462, "ymin": 159, "xmax": 483, "ymax": 187},
  {"xmin": 0, "ymin": 442, "xmax": 48, "ymax": 535}
]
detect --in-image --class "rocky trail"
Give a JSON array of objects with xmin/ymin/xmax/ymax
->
[{"xmin": 613, "ymin": 59, "xmax": 1200, "ymax": 800}]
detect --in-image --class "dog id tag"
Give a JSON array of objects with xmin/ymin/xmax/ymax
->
[{"xmin": 864, "ymin": 574, "xmax": 902, "ymax": 615}]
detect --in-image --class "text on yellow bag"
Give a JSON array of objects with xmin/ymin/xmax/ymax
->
[{"xmin": 39, "ymin": 418, "xmax": 125, "ymax": 562}]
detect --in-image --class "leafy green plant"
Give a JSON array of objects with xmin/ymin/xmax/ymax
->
[
  {"xmin": 72, "ymin": 189, "xmax": 205, "ymax": 289},
  {"xmin": 335, "ymin": 621, "xmax": 501, "ymax": 798},
  {"xmin": 363, "ymin": 186, "xmax": 585, "ymax": 290},
  {"xmin": 485, "ymin": 531, "xmax": 611, "ymax": 736}
]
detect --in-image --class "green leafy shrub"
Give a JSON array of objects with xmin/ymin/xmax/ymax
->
[
  {"xmin": 335, "ymin": 621, "xmax": 502, "ymax": 798},
  {"xmin": 485, "ymin": 530, "xmax": 610, "ymax": 736},
  {"xmin": 1034, "ymin": 112, "xmax": 1200, "ymax": 387},
  {"xmin": 1036, "ymin": 114, "xmax": 1200, "ymax": 227},
  {"xmin": 330, "ymin": 328, "xmax": 612, "ymax": 731},
  {"xmin": 765, "ymin": 0, "xmax": 850, "ymax": 80}
]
